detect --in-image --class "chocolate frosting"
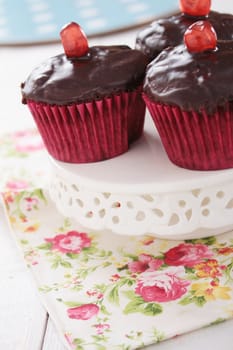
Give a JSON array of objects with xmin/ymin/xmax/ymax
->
[
  {"xmin": 143, "ymin": 41, "xmax": 233, "ymax": 113},
  {"xmin": 136, "ymin": 11, "xmax": 233, "ymax": 61},
  {"xmin": 22, "ymin": 45, "xmax": 148, "ymax": 105}
]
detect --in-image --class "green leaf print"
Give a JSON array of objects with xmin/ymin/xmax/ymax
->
[
  {"xmin": 58, "ymin": 217, "xmax": 72, "ymax": 232},
  {"xmin": 32, "ymin": 188, "xmax": 47, "ymax": 204},
  {"xmin": 123, "ymin": 297, "xmax": 162, "ymax": 316},
  {"xmin": 39, "ymin": 285, "xmax": 53, "ymax": 293},
  {"xmin": 94, "ymin": 346, "xmax": 106, "ymax": 350},
  {"xmin": 122, "ymin": 291, "xmax": 163, "ymax": 316},
  {"xmin": 224, "ymin": 260, "xmax": 233, "ymax": 284},
  {"xmin": 77, "ymin": 266, "xmax": 99, "ymax": 279},
  {"xmin": 48, "ymin": 253, "xmax": 74, "ymax": 269},
  {"xmin": 66, "ymin": 252, "xmax": 79, "ymax": 259},
  {"xmin": 100, "ymin": 304, "xmax": 111, "ymax": 316},
  {"xmin": 92, "ymin": 334, "xmax": 109, "ymax": 343},
  {"xmin": 20, "ymin": 239, "xmax": 29, "ymax": 245},
  {"xmin": 37, "ymin": 242, "xmax": 52, "ymax": 250},
  {"xmin": 107, "ymin": 278, "xmax": 135, "ymax": 306},
  {"xmin": 75, "ymin": 347, "xmax": 84, "ymax": 350},
  {"xmin": 210, "ymin": 318, "xmax": 226, "ymax": 326},
  {"xmin": 123, "ymin": 296, "xmax": 146, "ymax": 314},
  {"xmin": 108, "ymin": 285, "xmax": 120, "ymax": 306},
  {"xmin": 123, "ymin": 290, "xmax": 136, "ymax": 300},
  {"xmin": 142, "ymin": 303, "xmax": 163, "ymax": 316},
  {"xmin": 72, "ymin": 338, "xmax": 85, "ymax": 350},
  {"xmin": 194, "ymin": 296, "xmax": 206, "ymax": 307},
  {"xmin": 179, "ymin": 295, "xmax": 193, "ymax": 306},
  {"xmin": 60, "ymin": 260, "xmax": 72, "ymax": 268},
  {"xmin": 179, "ymin": 295, "xmax": 206, "ymax": 307},
  {"xmin": 151, "ymin": 328, "xmax": 166, "ymax": 343},
  {"xmin": 72, "ymin": 337, "xmax": 108, "ymax": 350},
  {"xmin": 185, "ymin": 236, "xmax": 217, "ymax": 246},
  {"xmin": 60, "ymin": 299, "xmax": 83, "ymax": 308}
]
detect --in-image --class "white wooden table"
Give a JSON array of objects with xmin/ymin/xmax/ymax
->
[{"xmin": 1, "ymin": 1, "xmax": 233, "ymax": 349}]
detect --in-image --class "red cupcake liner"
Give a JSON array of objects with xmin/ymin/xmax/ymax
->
[
  {"xmin": 127, "ymin": 86, "xmax": 146, "ymax": 143},
  {"xmin": 27, "ymin": 89, "xmax": 145, "ymax": 163},
  {"xmin": 143, "ymin": 94, "xmax": 233, "ymax": 170}
]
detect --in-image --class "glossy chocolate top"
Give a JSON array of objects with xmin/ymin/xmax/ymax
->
[
  {"xmin": 136, "ymin": 11, "xmax": 233, "ymax": 61},
  {"xmin": 143, "ymin": 41, "xmax": 233, "ymax": 113},
  {"xmin": 22, "ymin": 45, "xmax": 148, "ymax": 105}
]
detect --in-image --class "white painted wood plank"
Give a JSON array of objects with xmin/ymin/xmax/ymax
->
[
  {"xmin": 42, "ymin": 317, "xmax": 67, "ymax": 350},
  {"xmin": 0, "ymin": 207, "xmax": 47, "ymax": 350}
]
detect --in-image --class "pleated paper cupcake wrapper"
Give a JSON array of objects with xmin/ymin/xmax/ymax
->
[
  {"xmin": 27, "ymin": 89, "xmax": 145, "ymax": 164},
  {"xmin": 144, "ymin": 95, "xmax": 233, "ymax": 170}
]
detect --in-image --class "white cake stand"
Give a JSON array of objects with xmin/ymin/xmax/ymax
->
[{"xmin": 49, "ymin": 115, "xmax": 233, "ymax": 240}]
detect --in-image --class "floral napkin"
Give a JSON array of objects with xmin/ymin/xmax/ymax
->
[
  {"xmin": 0, "ymin": 129, "xmax": 48, "ymax": 192},
  {"xmin": 1, "ymin": 129, "xmax": 233, "ymax": 350}
]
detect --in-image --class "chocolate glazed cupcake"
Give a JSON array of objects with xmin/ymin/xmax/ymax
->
[
  {"xmin": 135, "ymin": 10, "xmax": 233, "ymax": 61},
  {"xmin": 143, "ymin": 20, "xmax": 233, "ymax": 170},
  {"xmin": 21, "ymin": 23, "xmax": 148, "ymax": 163}
]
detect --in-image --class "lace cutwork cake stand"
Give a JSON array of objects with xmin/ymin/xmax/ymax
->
[{"xmin": 49, "ymin": 116, "xmax": 233, "ymax": 240}]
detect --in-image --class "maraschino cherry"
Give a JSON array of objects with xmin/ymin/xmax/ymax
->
[
  {"xmin": 184, "ymin": 20, "xmax": 217, "ymax": 53},
  {"xmin": 60, "ymin": 22, "xmax": 89, "ymax": 59},
  {"xmin": 179, "ymin": 0, "xmax": 211, "ymax": 17}
]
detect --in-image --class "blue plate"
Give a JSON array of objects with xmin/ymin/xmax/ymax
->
[{"xmin": 0, "ymin": 0, "xmax": 178, "ymax": 45}]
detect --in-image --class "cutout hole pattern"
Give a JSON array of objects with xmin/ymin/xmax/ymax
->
[{"xmin": 49, "ymin": 176, "xmax": 233, "ymax": 237}]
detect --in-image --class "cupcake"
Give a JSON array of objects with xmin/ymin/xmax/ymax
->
[
  {"xmin": 143, "ymin": 19, "xmax": 233, "ymax": 170},
  {"xmin": 135, "ymin": 6, "xmax": 233, "ymax": 62},
  {"xmin": 21, "ymin": 22, "xmax": 148, "ymax": 163}
]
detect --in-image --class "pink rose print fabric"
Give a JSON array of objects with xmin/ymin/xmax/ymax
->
[
  {"xmin": 164, "ymin": 243, "xmax": 213, "ymax": 267},
  {"xmin": 135, "ymin": 267, "xmax": 190, "ymax": 302},
  {"xmin": 67, "ymin": 304, "xmax": 99, "ymax": 320},
  {"xmin": 3, "ymin": 188, "xmax": 233, "ymax": 350},
  {"xmin": 45, "ymin": 231, "xmax": 91, "ymax": 254},
  {"xmin": 12, "ymin": 130, "xmax": 44, "ymax": 153},
  {"xmin": 128, "ymin": 253, "xmax": 163, "ymax": 273},
  {"xmin": 0, "ymin": 128, "xmax": 49, "ymax": 192}
]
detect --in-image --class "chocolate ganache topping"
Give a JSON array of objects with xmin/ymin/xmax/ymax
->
[
  {"xmin": 21, "ymin": 45, "xmax": 148, "ymax": 105},
  {"xmin": 143, "ymin": 40, "xmax": 233, "ymax": 113},
  {"xmin": 136, "ymin": 11, "xmax": 233, "ymax": 61}
]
